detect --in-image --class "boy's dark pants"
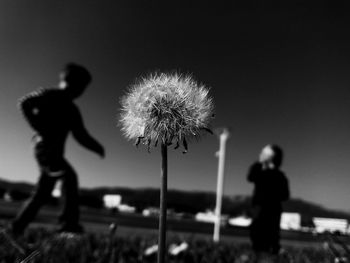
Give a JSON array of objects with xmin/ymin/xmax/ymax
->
[
  {"xmin": 12, "ymin": 146, "xmax": 80, "ymax": 234},
  {"xmin": 250, "ymin": 205, "xmax": 281, "ymax": 255}
]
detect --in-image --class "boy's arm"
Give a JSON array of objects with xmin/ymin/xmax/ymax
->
[
  {"xmin": 71, "ymin": 107, "xmax": 105, "ymax": 158},
  {"xmin": 18, "ymin": 89, "xmax": 46, "ymax": 131},
  {"xmin": 247, "ymin": 162, "xmax": 261, "ymax": 183}
]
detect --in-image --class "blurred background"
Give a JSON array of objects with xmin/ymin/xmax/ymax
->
[{"xmin": 0, "ymin": 0, "xmax": 350, "ymax": 212}]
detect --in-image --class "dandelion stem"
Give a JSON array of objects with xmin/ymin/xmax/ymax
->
[{"xmin": 158, "ymin": 143, "xmax": 168, "ymax": 263}]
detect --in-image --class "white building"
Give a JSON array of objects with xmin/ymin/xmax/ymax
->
[
  {"xmin": 312, "ymin": 217, "xmax": 348, "ymax": 234},
  {"xmin": 118, "ymin": 204, "xmax": 136, "ymax": 213},
  {"xmin": 195, "ymin": 210, "xmax": 228, "ymax": 225},
  {"xmin": 280, "ymin": 212, "xmax": 301, "ymax": 231},
  {"xmin": 103, "ymin": 194, "xmax": 122, "ymax": 208},
  {"xmin": 142, "ymin": 207, "xmax": 160, "ymax": 217},
  {"xmin": 103, "ymin": 194, "xmax": 136, "ymax": 213},
  {"xmin": 228, "ymin": 216, "xmax": 252, "ymax": 227}
]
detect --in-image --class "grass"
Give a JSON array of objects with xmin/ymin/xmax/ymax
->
[{"xmin": 0, "ymin": 226, "xmax": 338, "ymax": 263}]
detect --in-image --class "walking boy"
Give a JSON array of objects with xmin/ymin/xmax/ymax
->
[{"xmin": 12, "ymin": 63, "xmax": 105, "ymax": 235}]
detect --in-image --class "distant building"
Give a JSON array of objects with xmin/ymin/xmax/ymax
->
[
  {"xmin": 117, "ymin": 204, "xmax": 136, "ymax": 213},
  {"xmin": 103, "ymin": 194, "xmax": 122, "ymax": 209},
  {"xmin": 142, "ymin": 207, "xmax": 160, "ymax": 217},
  {"xmin": 280, "ymin": 212, "xmax": 301, "ymax": 231},
  {"xmin": 312, "ymin": 217, "xmax": 348, "ymax": 234},
  {"xmin": 228, "ymin": 216, "xmax": 252, "ymax": 227},
  {"xmin": 195, "ymin": 210, "xmax": 228, "ymax": 225},
  {"xmin": 103, "ymin": 194, "xmax": 136, "ymax": 213}
]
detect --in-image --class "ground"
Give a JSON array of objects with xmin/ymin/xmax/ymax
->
[{"xmin": 0, "ymin": 200, "xmax": 348, "ymax": 262}]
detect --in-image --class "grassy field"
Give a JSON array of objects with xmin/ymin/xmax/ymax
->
[
  {"xmin": 0, "ymin": 200, "xmax": 333, "ymax": 245},
  {"xmin": 0, "ymin": 200, "xmax": 349, "ymax": 262},
  {"xmin": 0, "ymin": 226, "xmax": 341, "ymax": 263}
]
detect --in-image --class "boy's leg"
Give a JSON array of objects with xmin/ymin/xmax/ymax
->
[
  {"xmin": 58, "ymin": 160, "xmax": 82, "ymax": 232},
  {"xmin": 12, "ymin": 174, "xmax": 56, "ymax": 235},
  {"xmin": 270, "ymin": 213, "xmax": 282, "ymax": 254}
]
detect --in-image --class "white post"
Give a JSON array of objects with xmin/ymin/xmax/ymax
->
[{"xmin": 213, "ymin": 128, "xmax": 230, "ymax": 243}]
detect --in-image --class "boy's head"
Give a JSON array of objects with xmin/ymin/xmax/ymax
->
[
  {"xmin": 259, "ymin": 144, "xmax": 284, "ymax": 169},
  {"xmin": 59, "ymin": 63, "xmax": 92, "ymax": 99}
]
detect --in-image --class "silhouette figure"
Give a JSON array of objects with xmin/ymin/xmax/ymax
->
[
  {"xmin": 247, "ymin": 144, "xmax": 289, "ymax": 257},
  {"xmin": 12, "ymin": 63, "xmax": 105, "ymax": 235}
]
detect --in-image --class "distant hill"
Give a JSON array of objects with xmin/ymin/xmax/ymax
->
[
  {"xmin": 1, "ymin": 177, "xmax": 350, "ymax": 220},
  {"xmin": 0, "ymin": 178, "xmax": 34, "ymax": 192}
]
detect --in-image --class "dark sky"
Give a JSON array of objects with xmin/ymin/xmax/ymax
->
[{"xmin": 1, "ymin": 1, "xmax": 350, "ymax": 211}]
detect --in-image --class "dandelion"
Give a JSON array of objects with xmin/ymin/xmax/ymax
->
[
  {"xmin": 119, "ymin": 72, "xmax": 214, "ymax": 263},
  {"xmin": 120, "ymin": 72, "xmax": 214, "ymax": 153}
]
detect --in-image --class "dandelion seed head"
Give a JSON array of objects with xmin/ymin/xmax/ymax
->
[{"xmin": 119, "ymin": 73, "xmax": 214, "ymax": 150}]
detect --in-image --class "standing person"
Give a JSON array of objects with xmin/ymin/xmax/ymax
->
[
  {"xmin": 12, "ymin": 63, "xmax": 105, "ymax": 235},
  {"xmin": 247, "ymin": 144, "xmax": 289, "ymax": 259}
]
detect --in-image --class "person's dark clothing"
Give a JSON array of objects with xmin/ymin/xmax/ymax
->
[
  {"xmin": 13, "ymin": 88, "xmax": 86, "ymax": 234},
  {"xmin": 12, "ymin": 157, "xmax": 80, "ymax": 234},
  {"xmin": 19, "ymin": 89, "xmax": 81, "ymax": 154},
  {"xmin": 247, "ymin": 162, "xmax": 290, "ymax": 254}
]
